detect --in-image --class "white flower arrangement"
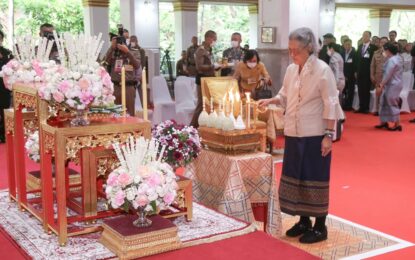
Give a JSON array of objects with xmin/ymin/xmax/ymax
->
[
  {"xmin": 24, "ymin": 131, "xmax": 40, "ymax": 163},
  {"xmin": 105, "ymin": 137, "xmax": 178, "ymax": 213}
]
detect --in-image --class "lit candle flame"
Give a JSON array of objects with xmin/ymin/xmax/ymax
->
[
  {"xmin": 229, "ymin": 91, "xmax": 234, "ymax": 102},
  {"xmin": 235, "ymin": 91, "xmax": 240, "ymax": 102},
  {"xmin": 246, "ymin": 92, "xmax": 251, "ymax": 102}
]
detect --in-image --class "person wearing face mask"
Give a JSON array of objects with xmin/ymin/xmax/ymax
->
[
  {"xmin": 370, "ymin": 37, "xmax": 389, "ymax": 115},
  {"xmin": 0, "ymin": 30, "xmax": 14, "ymax": 143},
  {"xmin": 258, "ymin": 27, "xmax": 344, "ymax": 244},
  {"xmin": 375, "ymin": 43, "xmax": 403, "ymax": 131},
  {"xmin": 190, "ymin": 30, "xmax": 221, "ymax": 127},
  {"xmin": 221, "ymin": 32, "xmax": 246, "ymax": 76},
  {"xmin": 128, "ymin": 35, "xmax": 144, "ymax": 105},
  {"xmin": 233, "ymin": 49, "xmax": 271, "ymax": 99}
]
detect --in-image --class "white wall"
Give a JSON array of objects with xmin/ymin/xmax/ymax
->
[
  {"xmin": 134, "ymin": 0, "xmax": 160, "ymax": 49},
  {"xmin": 289, "ymin": 0, "xmax": 321, "ymax": 39}
]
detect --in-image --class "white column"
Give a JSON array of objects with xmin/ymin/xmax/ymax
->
[
  {"xmin": 248, "ymin": 4, "xmax": 258, "ymax": 49},
  {"xmin": 289, "ymin": 0, "xmax": 321, "ymax": 39},
  {"xmin": 120, "ymin": 0, "xmax": 135, "ymax": 33},
  {"xmin": 83, "ymin": 0, "xmax": 110, "ymax": 52},
  {"xmin": 258, "ymin": 0, "xmax": 321, "ymax": 94},
  {"xmin": 134, "ymin": 0, "xmax": 160, "ymax": 49},
  {"xmin": 369, "ymin": 9, "xmax": 392, "ymax": 37},
  {"xmin": 173, "ymin": 1, "xmax": 198, "ymax": 61},
  {"xmin": 319, "ymin": 0, "xmax": 335, "ymax": 38}
]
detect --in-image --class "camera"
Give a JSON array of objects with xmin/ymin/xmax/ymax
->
[
  {"xmin": 116, "ymin": 24, "xmax": 126, "ymax": 45},
  {"xmin": 43, "ymin": 31, "xmax": 55, "ymax": 42}
]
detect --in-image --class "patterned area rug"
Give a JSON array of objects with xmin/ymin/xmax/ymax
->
[
  {"xmin": 278, "ymin": 213, "xmax": 413, "ymax": 260},
  {"xmin": 0, "ymin": 191, "xmax": 256, "ymax": 259}
]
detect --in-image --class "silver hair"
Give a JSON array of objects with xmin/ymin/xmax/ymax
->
[{"xmin": 288, "ymin": 27, "xmax": 318, "ymax": 55}]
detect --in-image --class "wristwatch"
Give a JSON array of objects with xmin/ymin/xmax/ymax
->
[{"xmin": 324, "ymin": 129, "xmax": 334, "ymax": 139}]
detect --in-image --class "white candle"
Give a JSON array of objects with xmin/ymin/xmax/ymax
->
[
  {"xmin": 246, "ymin": 92, "xmax": 251, "ymax": 128},
  {"xmin": 210, "ymin": 97, "xmax": 213, "ymax": 113},
  {"xmin": 121, "ymin": 66, "xmax": 126, "ymax": 116},
  {"xmin": 202, "ymin": 96, "xmax": 206, "ymax": 111},
  {"xmin": 142, "ymin": 67, "xmax": 148, "ymax": 120},
  {"xmin": 235, "ymin": 91, "xmax": 241, "ymax": 117}
]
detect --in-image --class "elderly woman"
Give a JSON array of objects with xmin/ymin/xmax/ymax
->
[
  {"xmin": 233, "ymin": 49, "xmax": 272, "ymax": 99},
  {"xmin": 375, "ymin": 43, "xmax": 403, "ymax": 131},
  {"xmin": 259, "ymin": 28, "xmax": 343, "ymax": 244}
]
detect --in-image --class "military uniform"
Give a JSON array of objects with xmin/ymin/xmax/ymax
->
[
  {"xmin": 190, "ymin": 44, "xmax": 215, "ymax": 127},
  {"xmin": 186, "ymin": 44, "xmax": 198, "ymax": 77},
  {"xmin": 176, "ymin": 58, "xmax": 189, "ymax": 77},
  {"xmin": 221, "ymin": 47, "xmax": 246, "ymax": 76},
  {"xmin": 105, "ymin": 47, "xmax": 140, "ymax": 116}
]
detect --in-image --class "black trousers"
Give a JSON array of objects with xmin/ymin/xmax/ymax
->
[
  {"xmin": 357, "ymin": 73, "xmax": 371, "ymax": 112},
  {"xmin": 0, "ymin": 90, "xmax": 11, "ymax": 139},
  {"xmin": 343, "ymin": 77, "xmax": 355, "ymax": 109}
]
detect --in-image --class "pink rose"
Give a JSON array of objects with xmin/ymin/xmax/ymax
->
[
  {"xmin": 113, "ymin": 190, "xmax": 126, "ymax": 208},
  {"xmin": 78, "ymin": 78, "xmax": 90, "ymax": 91},
  {"xmin": 117, "ymin": 172, "xmax": 132, "ymax": 187},
  {"xmin": 80, "ymin": 91, "xmax": 94, "ymax": 105},
  {"xmin": 147, "ymin": 173, "xmax": 161, "ymax": 188},
  {"xmin": 32, "ymin": 61, "xmax": 44, "ymax": 77},
  {"xmin": 52, "ymin": 91, "xmax": 65, "ymax": 103},
  {"xmin": 58, "ymin": 80, "xmax": 70, "ymax": 93},
  {"xmin": 163, "ymin": 192, "xmax": 175, "ymax": 205},
  {"xmin": 102, "ymin": 74, "xmax": 112, "ymax": 87},
  {"xmin": 135, "ymin": 195, "xmax": 149, "ymax": 207},
  {"xmin": 138, "ymin": 166, "xmax": 151, "ymax": 178},
  {"xmin": 107, "ymin": 172, "xmax": 119, "ymax": 186}
]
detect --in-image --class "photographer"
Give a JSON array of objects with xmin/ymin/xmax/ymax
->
[
  {"xmin": 0, "ymin": 30, "xmax": 14, "ymax": 142},
  {"xmin": 38, "ymin": 23, "xmax": 60, "ymax": 62},
  {"xmin": 105, "ymin": 35, "xmax": 140, "ymax": 116}
]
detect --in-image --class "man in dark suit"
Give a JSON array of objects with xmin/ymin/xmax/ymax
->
[
  {"xmin": 356, "ymin": 31, "xmax": 377, "ymax": 113},
  {"xmin": 342, "ymin": 38, "xmax": 357, "ymax": 110},
  {"xmin": 319, "ymin": 33, "xmax": 334, "ymax": 64}
]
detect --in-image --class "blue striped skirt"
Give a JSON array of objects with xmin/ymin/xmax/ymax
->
[{"xmin": 279, "ymin": 136, "xmax": 331, "ymax": 217}]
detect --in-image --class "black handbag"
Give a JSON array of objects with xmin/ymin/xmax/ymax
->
[{"xmin": 253, "ymin": 79, "xmax": 272, "ymax": 100}]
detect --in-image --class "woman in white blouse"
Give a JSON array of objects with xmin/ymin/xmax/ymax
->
[
  {"xmin": 400, "ymin": 43, "xmax": 414, "ymax": 113},
  {"xmin": 259, "ymin": 28, "xmax": 343, "ymax": 244}
]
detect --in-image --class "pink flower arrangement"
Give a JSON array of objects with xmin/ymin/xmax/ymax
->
[
  {"xmin": 152, "ymin": 120, "xmax": 202, "ymax": 169},
  {"xmin": 105, "ymin": 144, "xmax": 178, "ymax": 213},
  {"xmin": 37, "ymin": 65, "xmax": 115, "ymax": 110}
]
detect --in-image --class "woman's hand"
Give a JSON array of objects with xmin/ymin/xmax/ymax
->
[
  {"xmin": 321, "ymin": 136, "xmax": 332, "ymax": 157},
  {"xmin": 258, "ymin": 98, "xmax": 274, "ymax": 109}
]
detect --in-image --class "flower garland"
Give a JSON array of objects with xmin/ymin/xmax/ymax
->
[{"xmin": 152, "ymin": 120, "xmax": 202, "ymax": 169}]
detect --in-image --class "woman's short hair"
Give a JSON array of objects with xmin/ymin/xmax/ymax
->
[
  {"xmin": 243, "ymin": 49, "xmax": 260, "ymax": 63},
  {"xmin": 288, "ymin": 27, "xmax": 318, "ymax": 54},
  {"xmin": 383, "ymin": 42, "xmax": 398, "ymax": 55}
]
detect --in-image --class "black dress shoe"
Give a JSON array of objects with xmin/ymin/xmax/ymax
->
[
  {"xmin": 373, "ymin": 112, "xmax": 379, "ymax": 116},
  {"xmin": 286, "ymin": 222, "xmax": 312, "ymax": 237},
  {"xmin": 375, "ymin": 123, "xmax": 388, "ymax": 129},
  {"xmin": 299, "ymin": 227, "xmax": 328, "ymax": 244},
  {"xmin": 409, "ymin": 119, "xmax": 415, "ymax": 123},
  {"xmin": 387, "ymin": 125, "xmax": 402, "ymax": 131}
]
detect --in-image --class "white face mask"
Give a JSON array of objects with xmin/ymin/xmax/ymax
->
[
  {"xmin": 247, "ymin": 62, "xmax": 257, "ymax": 69},
  {"xmin": 210, "ymin": 41, "xmax": 216, "ymax": 48},
  {"xmin": 231, "ymin": 41, "xmax": 239, "ymax": 48},
  {"xmin": 382, "ymin": 52, "xmax": 387, "ymax": 58},
  {"xmin": 130, "ymin": 42, "xmax": 137, "ymax": 48},
  {"xmin": 326, "ymin": 50, "xmax": 333, "ymax": 57}
]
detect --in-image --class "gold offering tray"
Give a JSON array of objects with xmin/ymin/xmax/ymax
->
[{"xmin": 199, "ymin": 125, "xmax": 265, "ymax": 154}]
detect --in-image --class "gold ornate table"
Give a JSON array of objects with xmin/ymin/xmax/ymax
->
[
  {"xmin": 184, "ymin": 149, "xmax": 282, "ymax": 238},
  {"xmin": 39, "ymin": 116, "xmax": 151, "ymax": 245}
]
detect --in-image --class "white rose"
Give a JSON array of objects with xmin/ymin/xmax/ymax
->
[
  {"xmin": 72, "ymin": 72, "xmax": 81, "ymax": 80},
  {"xmin": 126, "ymin": 189, "xmax": 136, "ymax": 201},
  {"xmin": 133, "ymin": 175, "xmax": 141, "ymax": 184}
]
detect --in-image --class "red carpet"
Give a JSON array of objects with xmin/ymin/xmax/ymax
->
[{"xmin": 1, "ymin": 111, "xmax": 414, "ymax": 258}]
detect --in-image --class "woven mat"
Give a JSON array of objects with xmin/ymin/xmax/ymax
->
[{"xmin": 0, "ymin": 191, "xmax": 256, "ymax": 260}]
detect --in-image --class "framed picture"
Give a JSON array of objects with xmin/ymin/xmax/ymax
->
[{"xmin": 261, "ymin": 27, "xmax": 276, "ymax": 43}]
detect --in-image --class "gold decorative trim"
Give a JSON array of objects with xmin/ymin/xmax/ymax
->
[
  {"xmin": 96, "ymin": 156, "xmax": 120, "ymax": 177},
  {"xmin": 65, "ymin": 131, "xmax": 144, "ymax": 163},
  {"xmin": 82, "ymin": 0, "xmax": 110, "ymax": 7},
  {"xmin": 248, "ymin": 4, "xmax": 258, "ymax": 14},
  {"xmin": 43, "ymin": 132, "xmax": 56, "ymax": 156},
  {"xmin": 369, "ymin": 9, "xmax": 393, "ymax": 19},
  {"xmin": 336, "ymin": 3, "xmax": 415, "ymax": 11},
  {"xmin": 13, "ymin": 92, "xmax": 37, "ymax": 110},
  {"xmin": 173, "ymin": 1, "xmax": 198, "ymax": 12}
]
